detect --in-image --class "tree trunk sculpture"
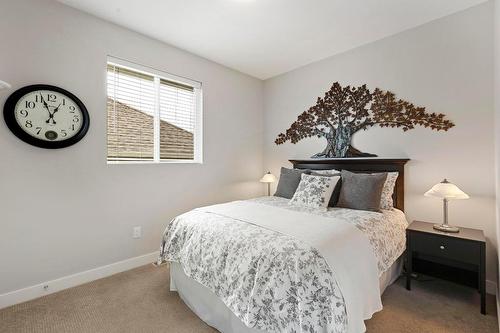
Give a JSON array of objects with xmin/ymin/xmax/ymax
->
[{"xmin": 275, "ymin": 82, "xmax": 454, "ymax": 158}]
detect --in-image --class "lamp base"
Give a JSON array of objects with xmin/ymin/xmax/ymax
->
[{"xmin": 433, "ymin": 224, "xmax": 460, "ymax": 233}]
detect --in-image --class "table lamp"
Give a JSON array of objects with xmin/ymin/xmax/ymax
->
[
  {"xmin": 424, "ymin": 179, "xmax": 469, "ymax": 233},
  {"xmin": 260, "ymin": 171, "xmax": 277, "ymax": 196}
]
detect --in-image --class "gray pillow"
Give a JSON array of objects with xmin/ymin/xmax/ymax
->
[
  {"xmin": 337, "ymin": 170, "xmax": 388, "ymax": 212},
  {"xmin": 274, "ymin": 167, "xmax": 311, "ymax": 199}
]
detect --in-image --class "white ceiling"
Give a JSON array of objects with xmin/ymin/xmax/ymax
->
[{"xmin": 58, "ymin": 0, "xmax": 487, "ymax": 79}]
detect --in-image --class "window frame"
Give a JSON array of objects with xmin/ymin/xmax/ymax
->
[{"xmin": 106, "ymin": 56, "xmax": 203, "ymax": 165}]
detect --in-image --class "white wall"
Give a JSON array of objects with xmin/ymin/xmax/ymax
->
[
  {"xmin": 0, "ymin": 0, "xmax": 264, "ymax": 294},
  {"xmin": 264, "ymin": 3, "xmax": 497, "ymax": 284}
]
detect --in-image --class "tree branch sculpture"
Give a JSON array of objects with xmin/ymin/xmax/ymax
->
[{"xmin": 275, "ymin": 82, "xmax": 454, "ymax": 158}]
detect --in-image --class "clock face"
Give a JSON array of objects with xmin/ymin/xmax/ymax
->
[
  {"xmin": 14, "ymin": 90, "xmax": 84, "ymax": 142},
  {"xmin": 3, "ymin": 85, "xmax": 89, "ymax": 149}
]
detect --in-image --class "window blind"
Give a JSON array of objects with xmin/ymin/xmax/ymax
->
[
  {"xmin": 107, "ymin": 64, "xmax": 155, "ymax": 160},
  {"xmin": 106, "ymin": 60, "xmax": 200, "ymax": 163},
  {"xmin": 159, "ymin": 79, "xmax": 195, "ymax": 160}
]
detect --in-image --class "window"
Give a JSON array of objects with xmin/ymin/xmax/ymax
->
[{"xmin": 106, "ymin": 57, "xmax": 202, "ymax": 163}]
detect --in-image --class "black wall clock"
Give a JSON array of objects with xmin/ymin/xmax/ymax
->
[{"xmin": 3, "ymin": 84, "xmax": 90, "ymax": 149}]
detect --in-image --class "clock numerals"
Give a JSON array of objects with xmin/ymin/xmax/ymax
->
[
  {"xmin": 19, "ymin": 110, "xmax": 29, "ymax": 118},
  {"xmin": 36, "ymin": 127, "xmax": 42, "ymax": 135},
  {"xmin": 47, "ymin": 94, "xmax": 57, "ymax": 102},
  {"xmin": 25, "ymin": 101, "xmax": 35, "ymax": 109},
  {"xmin": 69, "ymin": 105, "xmax": 75, "ymax": 113},
  {"xmin": 73, "ymin": 115, "xmax": 80, "ymax": 123},
  {"xmin": 25, "ymin": 120, "xmax": 33, "ymax": 128}
]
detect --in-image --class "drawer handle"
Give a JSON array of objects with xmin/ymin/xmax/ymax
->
[{"xmin": 440, "ymin": 245, "xmax": 445, "ymax": 250}]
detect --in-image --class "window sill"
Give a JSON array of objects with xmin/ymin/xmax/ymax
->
[{"xmin": 107, "ymin": 160, "xmax": 202, "ymax": 165}]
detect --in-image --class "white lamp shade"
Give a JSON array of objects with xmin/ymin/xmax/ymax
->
[
  {"xmin": 260, "ymin": 172, "xmax": 277, "ymax": 183},
  {"xmin": 424, "ymin": 179, "xmax": 469, "ymax": 200}
]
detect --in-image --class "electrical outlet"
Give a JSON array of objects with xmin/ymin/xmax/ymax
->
[{"xmin": 133, "ymin": 226, "xmax": 142, "ymax": 239}]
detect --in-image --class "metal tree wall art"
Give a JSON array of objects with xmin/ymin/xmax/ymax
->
[{"xmin": 275, "ymin": 82, "xmax": 454, "ymax": 158}]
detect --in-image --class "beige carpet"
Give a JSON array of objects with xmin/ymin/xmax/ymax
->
[{"xmin": 0, "ymin": 264, "xmax": 497, "ymax": 333}]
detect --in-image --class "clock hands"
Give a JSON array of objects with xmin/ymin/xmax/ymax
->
[
  {"xmin": 53, "ymin": 103, "xmax": 61, "ymax": 113},
  {"xmin": 40, "ymin": 93, "xmax": 50, "ymax": 113},
  {"xmin": 40, "ymin": 93, "xmax": 55, "ymax": 124},
  {"xmin": 45, "ymin": 102, "xmax": 61, "ymax": 125},
  {"xmin": 39, "ymin": 93, "xmax": 65, "ymax": 125}
]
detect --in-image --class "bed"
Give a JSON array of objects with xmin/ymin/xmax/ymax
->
[{"xmin": 159, "ymin": 158, "xmax": 409, "ymax": 333}]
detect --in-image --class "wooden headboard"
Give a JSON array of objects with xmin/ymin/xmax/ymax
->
[{"xmin": 289, "ymin": 158, "xmax": 410, "ymax": 211}]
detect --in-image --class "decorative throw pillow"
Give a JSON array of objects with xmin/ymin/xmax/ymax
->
[
  {"xmin": 311, "ymin": 169, "xmax": 342, "ymax": 207},
  {"xmin": 289, "ymin": 174, "xmax": 340, "ymax": 210},
  {"xmin": 337, "ymin": 170, "xmax": 387, "ymax": 212},
  {"xmin": 380, "ymin": 172, "xmax": 399, "ymax": 210},
  {"xmin": 274, "ymin": 167, "xmax": 311, "ymax": 199}
]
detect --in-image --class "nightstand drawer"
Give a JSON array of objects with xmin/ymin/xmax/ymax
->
[{"xmin": 411, "ymin": 232, "xmax": 480, "ymax": 265}]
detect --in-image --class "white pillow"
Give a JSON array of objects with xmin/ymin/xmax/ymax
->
[
  {"xmin": 289, "ymin": 174, "xmax": 340, "ymax": 210},
  {"xmin": 380, "ymin": 172, "xmax": 399, "ymax": 210}
]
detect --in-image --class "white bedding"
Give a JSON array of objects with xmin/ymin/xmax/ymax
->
[
  {"xmin": 159, "ymin": 196, "xmax": 408, "ymax": 333},
  {"xmin": 250, "ymin": 196, "xmax": 408, "ymax": 275},
  {"xmin": 169, "ymin": 257, "xmax": 403, "ymax": 333}
]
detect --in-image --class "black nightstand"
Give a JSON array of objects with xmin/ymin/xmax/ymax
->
[{"xmin": 406, "ymin": 220, "xmax": 486, "ymax": 314}]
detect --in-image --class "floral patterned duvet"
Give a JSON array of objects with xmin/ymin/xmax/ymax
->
[{"xmin": 158, "ymin": 196, "xmax": 407, "ymax": 333}]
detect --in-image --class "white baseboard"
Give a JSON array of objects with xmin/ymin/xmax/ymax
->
[{"xmin": 0, "ymin": 251, "xmax": 159, "ymax": 310}]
